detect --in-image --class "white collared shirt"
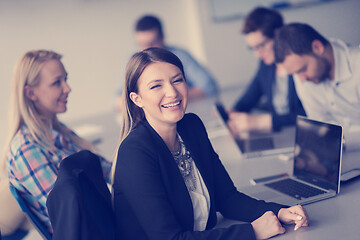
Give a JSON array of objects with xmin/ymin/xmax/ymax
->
[
  {"xmin": 273, "ymin": 74, "xmax": 290, "ymax": 115},
  {"xmin": 293, "ymin": 39, "xmax": 360, "ymax": 150}
]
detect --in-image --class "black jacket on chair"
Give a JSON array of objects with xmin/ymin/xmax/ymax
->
[{"xmin": 47, "ymin": 150, "xmax": 115, "ymax": 240}]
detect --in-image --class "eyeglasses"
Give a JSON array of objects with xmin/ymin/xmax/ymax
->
[{"xmin": 248, "ymin": 38, "xmax": 271, "ymax": 52}]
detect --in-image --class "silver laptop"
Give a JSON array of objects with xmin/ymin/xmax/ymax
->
[
  {"xmin": 240, "ymin": 116, "xmax": 343, "ymax": 206},
  {"xmin": 214, "ymin": 101, "xmax": 294, "ymax": 158}
]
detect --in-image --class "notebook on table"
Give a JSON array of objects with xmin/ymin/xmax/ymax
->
[
  {"xmin": 240, "ymin": 116, "xmax": 343, "ymax": 206},
  {"xmin": 214, "ymin": 101, "xmax": 294, "ymax": 158}
]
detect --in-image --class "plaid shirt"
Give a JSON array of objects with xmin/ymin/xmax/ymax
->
[{"xmin": 6, "ymin": 124, "xmax": 112, "ymax": 233}]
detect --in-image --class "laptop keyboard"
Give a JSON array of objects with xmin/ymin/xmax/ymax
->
[{"xmin": 265, "ymin": 178, "xmax": 326, "ymax": 200}]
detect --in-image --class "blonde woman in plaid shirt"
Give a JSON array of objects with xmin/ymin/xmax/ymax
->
[{"xmin": 1, "ymin": 50, "xmax": 112, "ymax": 235}]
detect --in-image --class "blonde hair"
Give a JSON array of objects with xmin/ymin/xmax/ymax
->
[
  {"xmin": 111, "ymin": 47, "xmax": 185, "ymax": 191},
  {"xmin": 1, "ymin": 50, "xmax": 96, "ymax": 175}
]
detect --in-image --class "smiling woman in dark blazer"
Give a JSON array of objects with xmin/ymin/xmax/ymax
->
[{"xmin": 112, "ymin": 47, "xmax": 308, "ymax": 240}]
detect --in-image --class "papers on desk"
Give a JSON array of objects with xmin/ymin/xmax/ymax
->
[
  {"xmin": 341, "ymin": 150, "xmax": 360, "ymax": 181},
  {"xmin": 74, "ymin": 124, "xmax": 104, "ymax": 137},
  {"xmin": 341, "ymin": 169, "xmax": 360, "ymax": 181},
  {"xmin": 73, "ymin": 124, "xmax": 104, "ymax": 145},
  {"xmin": 204, "ymin": 119, "xmax": 229, "ymax": 139},
  {"xmin": 207, "ymin": 127, "xmax": 229, "ymax": 139}
]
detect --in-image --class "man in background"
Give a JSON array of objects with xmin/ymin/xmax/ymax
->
[
  {"xmin": 115, "ymin": 15, "xmax": 218, "ymax": 111},
  {"xmin": 229, "ymin": 7, "xmax": 305, "ymax": 133},
  {"xmin": 274, "ymin": 23, "xmax": 360, "ymax": 150}
]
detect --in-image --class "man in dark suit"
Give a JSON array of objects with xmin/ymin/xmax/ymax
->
[{"xmin": 230, "ymin": 7, "xmax": 305, "ymax": 132}]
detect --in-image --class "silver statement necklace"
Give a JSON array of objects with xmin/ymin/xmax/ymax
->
[{"xmin": 171, "ymin": 134, "xmax": 197, "ymax": 191}]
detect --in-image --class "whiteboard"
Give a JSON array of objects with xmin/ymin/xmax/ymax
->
[{"xmin": 208, "ymin": 0, "xmax": 340, "ymax": 22}]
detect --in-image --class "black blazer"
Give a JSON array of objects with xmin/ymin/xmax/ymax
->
[
  {"xmin": 233, "ymin": 61, "xmax": 305, "ymax": 131},
  {"xmin": 113, "ymin": 113, "xmax": 286, "ymax": 240}
]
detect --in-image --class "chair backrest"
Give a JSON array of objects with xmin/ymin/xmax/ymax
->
[
  {"xmin": 46, "ymin": 150, "xmax": 115, "ymax": 240},
  {"xmin": 9, "ymin": 185, "xmax": 52, "ymax": 240}
]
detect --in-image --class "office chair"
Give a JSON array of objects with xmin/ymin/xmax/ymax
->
[
  {"xmin": 46, "ymin": 150, "xmax": 115, "ymax": 240},
  {"xmin": 9, "ymin": 185, "xmax": 52, "ymax": 240}
]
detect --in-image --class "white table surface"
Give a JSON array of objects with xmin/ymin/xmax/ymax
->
[{"xmin": 63, "ymin": 87, "xmax": 360, "ymax": 240}]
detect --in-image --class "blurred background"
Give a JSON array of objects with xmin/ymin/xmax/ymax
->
[{"xmin": 1, "ymin": 0, "xmax": 359, "ymax": 149}]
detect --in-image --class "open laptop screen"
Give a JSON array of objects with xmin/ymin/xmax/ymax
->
[
  {"xmin": 214, "ymin": 101, "xmax": 274, "ymax": 153},
  {"xmin": 294, "ymin": 117, "xmax": 343, "ymax": 192}
]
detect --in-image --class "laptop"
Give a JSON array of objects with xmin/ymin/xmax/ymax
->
[
  {"xmin": 240, "ymin": 116, "xmax": 343, "ymax": 206},
  {"xmin": 214, "ymin": 101, "xmax": 294, "ymax": 158}
]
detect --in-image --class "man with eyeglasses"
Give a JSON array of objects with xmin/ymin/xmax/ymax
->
[
  {"xmin": 229, "ymin": 7, "xmax": 305, "ymax": 133},
  {"xmin": 274, "ymin": 23, "xmax": 360, "ymax": 150}
]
